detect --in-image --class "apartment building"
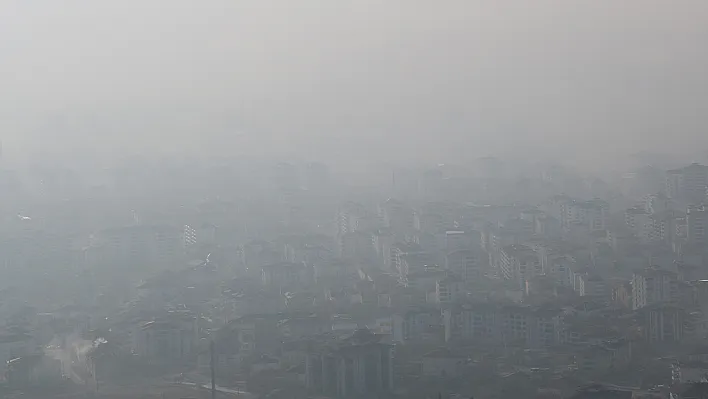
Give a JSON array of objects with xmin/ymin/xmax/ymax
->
[
  {"xmin": 578, "ymin": 274, "xmax": 609, "ymax": 300},
  {"xmin": 306, "ymin": 329, "xmax": 393, "ymax": 398},
  {"xmin": 392, "ymin": 308, "xmax": 443, "ymax": 344},
  {"xmin": 666, "ymin": 163, "xmax": 708, "ymax": 203},
  {"xmin": 445, "ymin": 248, "xmax": 486, "ymax": 282},
  {"xmin": 443, "ymin": 304, "xmax": 561, "ymax": 348},
  {"xmin": 337, "ymin": 202, "xmax": 381, "ymax": 236},
  {"xmin": 688, "ymin": 204, "xmax": 708, "ymax": 245},
  {"xmin": 625, "ymin": 207, "xmax": 652, "ymax": 242},
  {"xmin": 435, "ymin": 274, "xmax": 465, "ymax": 304},
  {"xmin": 183, "ymin": 223, "xmax": 217, "ymax": 247},
  {"xmin": 499, "ymin": 244, "xmax": 542, "ymax": 288},
  {"xmin": 565, "ymin": 199, "xmax": 609, "ymax": 232},
  {"xmin": 644, "ymin": 305, "xmax": 686, "ymax": 343},
  {"xmin": 632, "ymin": 268, "xmax": 679, "ymax": 310}
]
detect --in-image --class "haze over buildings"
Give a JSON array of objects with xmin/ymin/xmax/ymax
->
[
  {"xmin": 2, "ymin": 1, "xmax": 708, "ymax": 167},
  {"xmin": 4, "ymin": 2, "xmax": 708, "ymax": 399}
]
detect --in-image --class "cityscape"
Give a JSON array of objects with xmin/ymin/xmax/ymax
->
[
  {"xmin": 4, "ymin": 1, "xmax": 708, "ymax": 398},
  {"xmin": 1, "ymin": 156, "xmax": 708, "ymax": 398}
]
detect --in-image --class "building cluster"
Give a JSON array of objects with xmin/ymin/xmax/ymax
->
[{"xmin": 5, "ymin": 158, "xmax": 708, "ymax": 398}]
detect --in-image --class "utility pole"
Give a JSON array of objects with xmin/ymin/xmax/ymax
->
[{"xmin": 210, "ymin": 339, "xmax": 216, "ymax": 399}]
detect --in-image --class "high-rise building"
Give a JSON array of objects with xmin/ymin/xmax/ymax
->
[
  {"xmin": 445, "ymin": 249, "xmax": 485, "ymax": 282},
  {"xmin": 666, "ymin": 163, "xmax": 708, "ymax": 203},
  {"xmin": 648, "ymin": 211, "xmax": 676, "ymax": 244},
  {"xmin": 443, "ymin": 304, "xmax": 561, "ymax": 348},
  {"xmin": 687, "ymin": 204, "xmax": 708, "ymax": 245},
  {"xmin": 625, "ymin": 207, "xmax": 652, "ymax": 242},
  {"xmin": 435, "ymin": 274, "xmax": 465, "ymax": 303},
  {"xmin": 665, "ymin": 169, "xmax": 684, "ymax": 200},
  {"xmin": 643, "ymin": 306, "xmax": 686, "ymax": 343},
  {"xmin": 545, "ymin": 196, "xmax": 609, "ymax": 232},
  {"xmin": 644, "ymin": 192, "xmax": 672, "ymax": 214},
  {"xmin": 565, "ymin": 199, "xmax": 609, "ymax": 232},
  {"xmin": 183, "ymin": 223, "xmax": 217, "ymax": 247},
  {"xmin": 306, "ymin": 329, "xmax": 393, "ymax": 398},
  {"xmin": 499, "ymin": 244, "xmax": 541, "ymax": 288},
  {"xmin": 632, "ymin": 268, "xmax": 679, "ymax": 310}
]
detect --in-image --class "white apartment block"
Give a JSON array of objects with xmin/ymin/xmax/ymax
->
[
  {"xmin": 389, "ymin": 242, "xmax": 426, "ymax": 278},
  {"xmin": 688, "ymin": 204, "xmax": 708, "ymax": 245},
  {"xmin": 499, "ymin": 244, "xmax": 542, "ymax": 288},
  {"xmin": 648, "ymin": 212, "xmax": 675, "ymax": 243},
  {"xmin": 183, "ymin": 223, "xmax": 217, "ymax": 247},
  {"xmin": 632, "ymin": 268, "xmax": 679, "ymax": 310}
]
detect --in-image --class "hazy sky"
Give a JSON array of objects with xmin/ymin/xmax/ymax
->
[{"xmin": 2, "ymin": 1, "xmax": 708, "ymax": 166}]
